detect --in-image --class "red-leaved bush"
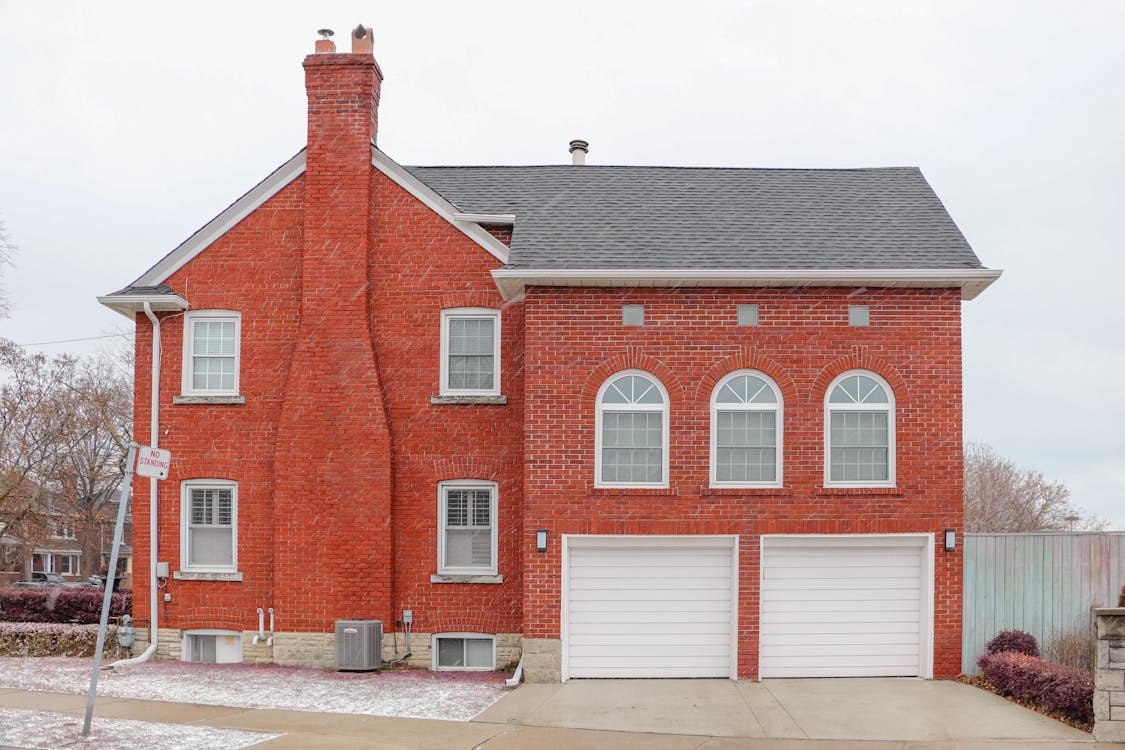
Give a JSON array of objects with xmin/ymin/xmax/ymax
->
[
  {"xmin": 0, "ymin": 588, "xmax": 130, "ymax": 624},
  {"xmin": 984, "ymin": 629, "xmax": 1040, "ymax": 657},
  {"xmin": 978, "ymin": 651, "xmax": 1094, "ymax": 723}
]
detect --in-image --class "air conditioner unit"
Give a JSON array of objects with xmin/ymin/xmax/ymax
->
[{"xmin": 335, "ymin": 619, "xmax": 383, "ymax": 671}]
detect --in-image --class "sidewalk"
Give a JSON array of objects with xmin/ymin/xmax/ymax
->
[{"xmin": 2, "ymin": 685, "xmax": 1123, "ymax": 750}]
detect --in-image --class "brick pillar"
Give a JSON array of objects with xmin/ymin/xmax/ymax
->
[
  {"xmin": 272, "ymin": 37, "xmax": 394, "ymax": 633},
  {"xmin": 1094, "ymin": 608, "xmax": 1125, "ymax": 742}
]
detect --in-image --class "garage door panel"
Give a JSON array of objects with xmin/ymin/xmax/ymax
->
[
  {"xmin": 762, "ymin": 599, "xmax": 920, "ymax": 615},
  {"xmin": 573, "ymin": 575, "xmax": 733, "ymax": 591},
  {"xmin": 566, "ymin": 539, "xmax": 734, "ymax": 679},
  {"xmin": 760, "ymin": 537, "xmax": 927, "ymax": 678},
  {"xmin": 570, "ymin": 610, "xmax": 731, "ymax": 625}
]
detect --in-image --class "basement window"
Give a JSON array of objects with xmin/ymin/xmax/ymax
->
[
  {"xmin": 432, "ymin": 633, "xmax": 495, "ymax": 671},
  {"xmin": 182, "ymin": 629, "xmax": 243, "ymax": 663}
]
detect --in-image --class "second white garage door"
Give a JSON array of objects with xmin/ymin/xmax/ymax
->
[
  {"xmin": 760, "ymin": 535, "xmax": 932, "ymax": 678},
  {"xmin": 563, "ymin": 536, "xmax": 737, "ymax": 679}
]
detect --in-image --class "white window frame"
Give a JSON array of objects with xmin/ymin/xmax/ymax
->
[
  {"xmin": 182, "ymin": 310, "xmax": 242, "ymax": 396},
  {"xmin": 823, "ymin": 369, "xmax": 896, "ymax": 488},
  {"xmin": 437, "ymin": 480, "xmax": 499, "ymax": 576},
  {"xmin": 180, "ymin": 479, "xmax": 238, "ymax": 573},
  {"xmin": 709, "ymin": 370, "xmax": 783, "ymax": 488},
  {"xmin": 431, "ymin": 632, "xmax": 496, "ymax": 671},
  {"xmin": 594, "ymin": 370, "xmax": 670, "ymax": 489},
  {"xmin": 439, "ymin": 308, "xmax": 501, "ymax": 396},
  {"xmin": 181, "ymin": 629, "xmax": 243, "ymax": 664}
]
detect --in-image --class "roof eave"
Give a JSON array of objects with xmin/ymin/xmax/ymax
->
[
  {"xmin": 489, "ymin": 268, "xmax": 1003, "ymax": 302},
  {"xmin": 96, "ymin": 293, "xmax": 190, "ymax": 319}
]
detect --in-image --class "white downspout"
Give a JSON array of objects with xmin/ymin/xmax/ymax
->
[{"xmin": 111, "ymin": 302, "xmax": 161, "ymax": 668}]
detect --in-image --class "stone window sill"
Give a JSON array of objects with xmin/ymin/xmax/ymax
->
[
  {"xmin": 430, "ymin": 574, "xmax": 504, "ymax": 584},
  {"xmin": 430, "ymin": 395, "xmax": 508, "ymax": 405},
  {"xmin": 173, "ymin": 395, "xmax": 246, "ymax": 405},
  {"xmin": 173, "ymin": 571, "xmax": 244, "ymax": 582}
]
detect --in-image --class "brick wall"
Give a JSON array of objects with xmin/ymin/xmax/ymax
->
[{"xmin": 521, "ymin": 286, "xmax": 965, "ymax": 679}]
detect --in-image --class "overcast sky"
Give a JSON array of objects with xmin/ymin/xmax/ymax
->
[{"xmin": 1, "ymin": 1, "xmax": 1121, "ymax": 527}]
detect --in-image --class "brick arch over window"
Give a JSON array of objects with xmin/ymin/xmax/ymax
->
[
  {"xmin": 581, "ymin": 350, "xmax": 682, "ymax": 405},
  {"xmin": 812, "ymin": 351, "xmax": 909, "ymax": 407},
  {"xmin": 176, "ymin": 615, "xmax": 245, "ymax": 632},
  {"xmin": 696, "ymin": 350, "xmax": 796, "ymax": 405},
  {"xmin": 429, "ymin": 456, "xmax": 507, "ymax": 483},
  {"xmin": 424, "ymin": 612, "xmax": 507, "ymax": 635},
  {"xmin": 434, "ymin": 292, "xmax": 502, "ymax": 310}
]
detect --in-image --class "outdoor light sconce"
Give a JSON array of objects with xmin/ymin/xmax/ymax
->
[
  {"xmin": 944, "ymin": 529, "xmax": 956, "ymax": 551},
  {"xmin": 536, "ymin": 529, "xmax": 548, "ymax": 553}
]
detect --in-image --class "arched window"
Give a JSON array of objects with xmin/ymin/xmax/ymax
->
[
  {"xmin": 710, "ymin": 371, "xmax": 782, "ymax": 487},
  {"xmin": 825, "ymin": 370, "xmax": 895, "ymax": 486},
  {"xmin": 596, "ymin": 371, "xmax": 669, "ymax": 487}
]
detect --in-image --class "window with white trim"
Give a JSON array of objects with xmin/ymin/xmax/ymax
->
[
  {"xmin": 183, "ymin": 311, "xmax": 241, "ymax": 395},
  {"xmin": 438, "ymin": 481, "xmax": 498, "ymax": 575},
  {"xmin": 182, "ymin": 630, "xmax": 243, "ymax": 663},
  {"xmin": 440, "ymin": 308, "xmax": 500, "ymax": 396},
  {"xmin": 596, "ymin": 371, "xmax": 669, "ymax": 487},
  {"xmin": 710, "ymin": 371, "xmax": 782, "ymax": 486},
  {"xmin": 432, "ymin": 633, "xmax": 496, "ymax": 670},
  {"xmin": 825, "ymin": 370, "xmax": 895, "ymax": 486},
  {"xmin": 181, "ymin": 480, "xmax": 237, "ymax": 572}
]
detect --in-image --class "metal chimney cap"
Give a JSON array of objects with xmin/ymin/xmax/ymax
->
[
  {"xmin": 568, "ymin": 139, "xmax": 590, "ymax": 153},
  {"xmin": 318, "ymin": 29, "xmax": 335, "ymax": 39}
]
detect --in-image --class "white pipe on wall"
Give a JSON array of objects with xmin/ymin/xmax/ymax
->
[{"xmin": 111, "ymin": 302, "xmax": 162, "ymax": 668}]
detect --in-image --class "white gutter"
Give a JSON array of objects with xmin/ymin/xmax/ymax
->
[
  {"xmin": 489, "ymin": 267, "xmax": 1003, "ymax": 302},
  {"xmin": 110, "ymin": 302, "xmax": 161, "ymax": 668}
]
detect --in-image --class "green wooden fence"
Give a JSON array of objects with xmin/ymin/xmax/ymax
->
[{"xmin": 962, "ymin": 531, "xmax": 1125, "ymax": 673}]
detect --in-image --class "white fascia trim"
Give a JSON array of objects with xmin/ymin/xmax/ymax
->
[
  {"xmin": 371, "ymin": 148, "xmax": 510, "ymax": 265},
  {"xmin": 490, "ymin": 268, "xmax": 1003, "ymax": 301},
  {"xmin": 132, "ymin": 150, "xmax": 308, "ymax": 287},
  {"xmin": 97, "ymin": 294, "xmax": 190, "ymax": 319},
  {"xmin": 453, "ymin": 212, "xmax": 516, "ymax": 225}
]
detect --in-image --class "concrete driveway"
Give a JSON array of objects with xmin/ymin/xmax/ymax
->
[{"xmin": 476, "ymin": 677, "xmax": 1095, "ymax": 744}]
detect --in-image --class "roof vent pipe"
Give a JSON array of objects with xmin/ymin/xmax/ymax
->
[{"xmin": 569, "ymin": 139, "xmax": 589, "ymax": 165}]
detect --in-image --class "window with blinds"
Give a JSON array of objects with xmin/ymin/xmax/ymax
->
[{"xmin": 439, "ymin": 482, "xmax": 497, "ymax": 575}]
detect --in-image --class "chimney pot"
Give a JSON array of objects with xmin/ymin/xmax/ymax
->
[
  {"xmin": 569, "ymin": 139, "xmax": 589, "ymax": 165},
  {"xmin": 315, "ymin": 29, "xmax": 336, "ymax": 54},
  {"xmin": 351, "ymin": 24, "xmax": 374, "ymax": 54}
]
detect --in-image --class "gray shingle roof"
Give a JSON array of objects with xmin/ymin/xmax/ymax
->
[{"xmin": 404, "ymin": 165, "xmax": 984, "ymax": 270}]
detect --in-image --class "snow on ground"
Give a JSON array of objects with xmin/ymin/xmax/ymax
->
[
  {"xmin": 0, "ymin": 658, "xmax": 507, "ymax": 721},
  {"xmin": 0, "ymin": 708, "xmax": 278, "ymax": 750}
]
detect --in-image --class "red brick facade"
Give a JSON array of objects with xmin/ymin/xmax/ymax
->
[{"xmin": 123, "ymin": 38, "xmax": 966, "ymax": 680}]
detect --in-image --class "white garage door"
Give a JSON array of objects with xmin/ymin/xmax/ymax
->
[
  {"xmin": 760, "ymin": 535, "xmax": 931, "ymax": 678},
  {"xmin": 564, "ymin": 536, "xmax": 737, "ymax": 679}
]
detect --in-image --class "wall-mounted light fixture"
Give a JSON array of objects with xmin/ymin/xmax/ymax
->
[
  {"xmin": 944, "ymin": 529, "xmax": 956, "ymax": 552},
  {"xmin": 536, "ymin": 529, "xmax": 548, "ymax": 553}
]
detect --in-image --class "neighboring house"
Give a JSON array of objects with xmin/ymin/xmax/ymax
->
[
  {"xmin": 0, "ymin": 491, "xmax": 130, "ymax": 586},
  {"xmin": 97, "ymin": 26, "xmax": 999, "ymax": 680}
]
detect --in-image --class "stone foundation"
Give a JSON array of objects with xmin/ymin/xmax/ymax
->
[
  {"xmin": 131, "ymin": 627, "xmax": 525, "ymax": 672},
  {"xmin": 1095, "ymin": 608, "xmax": 1125, "ymax": 742},
  {"xmin": 521, "ymin": 638, "xmax": 561, "ymax": 683}
]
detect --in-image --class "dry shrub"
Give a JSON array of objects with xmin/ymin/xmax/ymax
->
[
  {"xmin": 1045, "ymin": 627, "xmax": 1095, "ymax": 671},
  {"xmin": 978, "ymin": 651, "xmax": 1094, "ymax": 724},
  {"xmin": 0, "ymin": 622, "xmax": 118, "ymax": 657}
]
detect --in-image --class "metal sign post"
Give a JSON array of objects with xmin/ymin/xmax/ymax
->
[{"xmin": 82, "ymin": 443, "xmax": 144, "ymax": 736}]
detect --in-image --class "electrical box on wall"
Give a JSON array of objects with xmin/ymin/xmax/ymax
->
[{"xmin": 156, "ymin": 562, "xmax": 169, "ymax": 578}]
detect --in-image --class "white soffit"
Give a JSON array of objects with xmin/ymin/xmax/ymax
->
[
  {"xmin": 96, "ymin": 293, "xmax": 190, "ymax": 319},
  {"xmin": 490, "ymin": 268, "xmax": 1003, "ymax": 302}
]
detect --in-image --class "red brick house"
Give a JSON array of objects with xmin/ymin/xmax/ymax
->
[{"xmin": 99, "ymin": 26, "xmax": 999, "ymax": 680}]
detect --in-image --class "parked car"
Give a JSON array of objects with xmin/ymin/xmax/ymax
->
[{"xmin": 11, "ymin": 571, "xmax": 67, "ymax": 588}]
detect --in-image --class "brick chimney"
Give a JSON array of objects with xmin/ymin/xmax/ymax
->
[{"xmin": 273, "ymin": 25, "xmax": 394, "ymax": 631}]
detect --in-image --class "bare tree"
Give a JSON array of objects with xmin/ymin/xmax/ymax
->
[
  {"xmin": 964, "ymin": 441, "xmax": 1105, "ymax": 532},
  {"xmin": 0, "ymin": 218, "xmax": 15, "ymax": 319},
  {"xmin": 0, "ymin": 342, "xmax": 133, "ymax": 569}
]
